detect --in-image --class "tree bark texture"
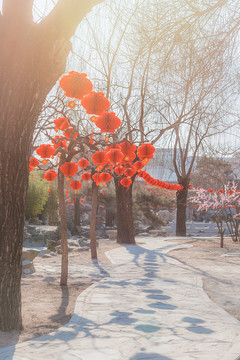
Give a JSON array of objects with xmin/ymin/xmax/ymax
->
[
  {"xmin": 0, "ymin": 0, "xmax": 103, "ymax": 330},
  {"xmin": 176, "ymin": 177, "xmax": 189, "ymax": 237},
  {"xmin": 58, "ymin": 165, "xmax": 68, "ymax": 286},
  {"xmin": 90, "ymin": 182, "xmax": 98, "ymax": 260},
  {"xmin": 114, "ymin": 178, "xmax": 135, "ymax": 244}
]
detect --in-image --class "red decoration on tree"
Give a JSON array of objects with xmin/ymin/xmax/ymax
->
[
  {"xmin": 124, "ymin": 165, "xmax": 137, "ymax": 177},
  {"xmin": 120, "ymin": 141, "xmax": 136, "ymax": 155},
  {"xmin": 60, "ymin": 162, "xmax": 78, "ymax": 177},
  {"xmin": 92, "ymin": 151, "xmax": 108, "ymax": 166},
  {"xmin": 52, "ymin": 136, "xmax": 68, "ymax": 150},
  {"xmin": 44, "ymin": 170, "xmax": 58, "ymax": 182},
  {"xmin": 207, "ymin": 188, "xmax": 214, "ymax": 193},
  {"xmin": 114, "ymin": 165, "xmax": 126, "ymax": 175},
  {"xmin": 59, "ymin": 72, "xmax": 93, "ymax": 100},
  {"xmin": 68, "ymin": 101, "xmax": 76, "ymax": 109},
  {"xmin": 54, "ymin": 117, "xmax": 69, "ymax": 132},
  {"xmin": 70, "ymin": 180, "xmax": 82, "ymax": 190},
  {"xmin": 29, "ymin": 157, "xmax": 39, "ymax": 168},
  {"xmin": 63, "ymin": 127, "xmax": 78, "ymax": 139},
  {"xmin": 217, "ymin": 189, "xmax": 224, "ymax": 194},
  {"xmin": 36, "ymin": 144, "xmax": 55, "ymax": 158},
  {"xmin": 92, "ymin": 172, "xmax": 102, "ymax": 184},
  {"xmin": 106, "ymin": 149, "xmax": 124, "ymax": 165},
  {"xmin": 81, "ymin": 92, "xmax": 110, "ymax": 115},
  {"xmin": 120, "ymin": 177, "xmax": 132, "ymax": 187},
  {"xmin": 134, "ymin": 160, "xmax": 145, "ymax": 170},
  {"xmin": 137, "ymin": 143, "xmax": 155, "ymax": 160},
  {"xmin": 100, "ymin": 172, "xmax": 112, "ymax": 183},
  {"xmin": 95, "ymin": 112, "xmax": 121, "ymax": 133},
  {"xmin": 78, "ymin": 158, "xmax": 90, "ymax": 168},
  {"xmin": 81, "ymin": 172, "xmax": 91, "ymax": 181}
]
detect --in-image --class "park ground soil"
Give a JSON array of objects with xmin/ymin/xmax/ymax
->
[
  {"xmin": 1, "ymin": 236, "xmax": 240, "ymax": 348},
  {"xmin": 0, "ymin": 239, "xmax": 120, "ymax": 348}
]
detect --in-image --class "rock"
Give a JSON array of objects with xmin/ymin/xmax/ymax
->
[
  {"xmin": 161, "ymin": 229, "xmax": 168, "ymax": 236},
  {"xmin": 22, "ymin": 249, "xmax": 41, "ymax": 261},
  {"xmin": 29, "ymin": 218, "xmax": 42, "ymax": 225},
  {"xmin": 106, "ymin": 229, "xmax": 117, "ymax": 240},
  {"xmin": 79, "ymin": 238, "xmax": 90, "ymax": 247},
  {"xmin": 25, "ymin": 225, "xmax": 37, "ymax": 232},
  {"xmin": 137, "ymin": 232, "xmax": 150, "ymax": 237},
  {"xmin": 42, "ymin": 254, "xmax": 52, "ymax": 258},
  {"xmin": 75, "ymin": 246, "xmax": 90, "ymax": 252},
  {"xmin": 67, "ymin": 239, "xmax": 81, "ymax": 247},
  {"xmin": 37, "ymin": 249, "xmax": 51, "ymax": 257},
  {"xmin": 149, "ymin": 230, "xmax": 159, "ymax": 237},
  {"xmin": 22, "ymin": 260, "xmax": 35, "ymax": 275},
  {"xmin": 46, "ymin": 239, "xmax": 60, "ymax": 251},
  {"xmin": 23, "ymin": 231, "xmax": 31, "ymax": 240}
]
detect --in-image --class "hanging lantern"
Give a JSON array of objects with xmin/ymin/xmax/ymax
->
[
  {"xmin": 100, "ymin": 172, "xmax": 112, "ymax": 183},
  {"xmin": 29, "ymin": 165, "xmax": 34, "ymax": 173},
  {"xmin": 70, "ymin": 180, "xmax": 82, "ymax": 190},
  {"xmin": 120, "ymin": 141, "xmax": 136, "ymax": 155},
  {"xmin": 124, "ymin": 165, "xmax": 137, "ymax": 177},
  {"xmin": 92, "ymin": 172, "xmax": 102, "ymax": 185},
  {"xmin": 114, "ymin": 165, "xmax": 126, "ymax": 175},
  {"xmin": 36, "ymin": 144, "xmax": 55, "ymax": 158},
  {"xmin": 217, "ymin": 189, "xmax": 224, "ymax": 194},
  {"xmin": 53, "ymin": 117, "xmax": 69, "ymax": 132},
  {"xmin": 137, "ymin": 143, "xmax": 155, "ymax": 160},
  {"xmin": 207, "ymin": 188, "xmax": 214, "ymax": 193},
  {"xmin": 120, "ymin": 177, "xmax": 132, "ymax": 187},
  {"xmin": 52, "ymin": 137, "xmax": 68, "ymax": 150},
  {"xmin": 81, "ymin": 91, "xmax": 110, "ymax": 115},
  {"xmin": 59, "ymin": 71, "xmax": 93, "ymax": 99},
  {"xmin": 81, "ymin": 172, "xmax": 91, "ymax": 181},
  {"xmin": 106, "ymin": 149, "xmax": 124, "ymax": 165},
  {"xmin": 134, "ymin": 160, "xmax": 145, "ymax": 170},
  {"xmin": 92, "ymin": 151, "xmax": 108, "ymax": 166},
  {"xmin": 78, "ymin": 158, "xmax": 90, "ymax": 168},
  {"xmin": 95, "ymin": 112, "xmax": 121, "ymax": 133},
  {"xmin": 60, "ymin": 162, "xmax": 78, "ymax": 177},
  {"xmin": 29, "ymin": 157, "xmax": 39, "ymax": 168},
  {"xmin": 63, "ymin": 127, "xmax": 78, "ymax": 139},
  {"xmin": 68, "ymin": 101, "xmax": 76, "ymax": 109},
  {"xmin": 44, "ymin": 170, "xmax": 58, "ymax": 182}
]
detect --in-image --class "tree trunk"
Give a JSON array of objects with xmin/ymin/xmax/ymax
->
[
  {"xmin": 74, "ymin": 196, "xmax": 81, "ymax": 226},
  {"xmin": 90, "ymin": 182, "xmax": 98, "ymax": 260},
  {"xmin": 114, "ymin": 178, "xmax": 135, "ymax": 244},
  {"xmin": 176, "ymin": 177, "xmax": 189, "ymax": 236},
  {"xmin": 0, "ymin": 0, "xmax": 103, "ymax": 330},
  {"xmin": 58, "ymin": 164, "xmax": 68, "ymax": 286}
]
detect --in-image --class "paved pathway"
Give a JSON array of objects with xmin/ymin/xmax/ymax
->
[{"xmin": 1, "ymin": 237, "xmax": 240, "ymax": 360}]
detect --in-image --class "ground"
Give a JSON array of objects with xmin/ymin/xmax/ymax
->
[{"xmin": 0, "ymin": 236, "xmax": 240, "ymax": 349}]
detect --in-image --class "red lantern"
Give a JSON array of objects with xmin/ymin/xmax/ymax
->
[
  {"xmin": 81, "ymin": 172, "xmax": 91, "ymax": 181},
  {"xmin": 68, "ymin": 101, "xmax": 76, "ymax": 109},
  {"xmin": 137, "ymin": 143, "xmax": 155, "ymax": 160},
  {"xmin": 92, "ymin": 151, "xmax": 108, "ymax": 166},
  {"xmin": 59, "ymin": 72, "xmax": 93, "ymax": 99},
  {"xmin": 106, "ymin": 149, "xmax": 124, "ymax": 165},
  {"xmin": 218, "ymin": 189, "xmax": 224, "ymax": 194},
  {"xmin": 78, "ymin": 158, "xmax": 90, "ymax": 168},
  {"xmin": 44, "ymin": 170, "xmax": 58, "ymax": 182},
  {"xmin": 120, "ymin": 141, "xmax": 136, "ymax": 155},
  {"xmin": 95, "ymin": 112, "xmax": 121, "ymax": 133},
  {"xmin": 60, "ymin": 162, "xmax": 78, "ymax": 177},
  {"xmin": 52, "ymin": 137, "xmax": 68, "ymax": 150},
  {"xmin": 63, "ymin": 127, "xmax": 78, "ymax": 139},
  {"xmin": 124, "ymin": 165, "xmax": 136, "ymax": 177},
  {"xmin": 30, "ymin": 157, "xmax": 39, "ymax": 168},
  {"xmin": 207, "ymin": 188, "xmax": 214, "ymax": 193},
  {"xmin": 100, "ymin": 172, "xmax": 112, "ymax": 183},
  {"xmin": 29, "ymin": 165, "xmax": 34, "ymax": 173},
  {"xmin": 70, "ymin": 180, "xmax": 82, "ymax": 190},
  {"xmin": 92, "ymin": 172, "xmax": 102, "ymax": 184},
  {"xmin": 114, "ymin": 165, "xmax": 126, "ymax": 175},
  {"xmin": 81, "ymin": 92, "xmax": 110, "ymax": 115},
  {"xmin": 120, "ymin": 177, "xmax": 132, "ymax": 187},
  {"xmin": 134, "ymin": 160, "xmax": 145, "ymax": 170},
  {"xmin": 36, "ymin": 144, "xmax": 55, "ymax": 158},
  {"xmin": 54, "ymin": 117, "xmax": 69, "ymax": 132}
]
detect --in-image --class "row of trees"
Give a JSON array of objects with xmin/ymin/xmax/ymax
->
[{"xmin": 1, "ymin": 0, "xmax": 240, "ymax": 331}]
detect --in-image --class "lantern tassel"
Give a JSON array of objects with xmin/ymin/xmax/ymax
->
[
  {"xmin": 48, "ymin": 186, "xmax": 51, "ymax": 193},
  {"xmin": 66, "ymin": 187, "xmax": 69, "ymax": 198}
]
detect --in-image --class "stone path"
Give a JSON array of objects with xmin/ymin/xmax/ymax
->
[{"xmin": 1, "ymin": 237, "xmax": 240, "ymax": 360}]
